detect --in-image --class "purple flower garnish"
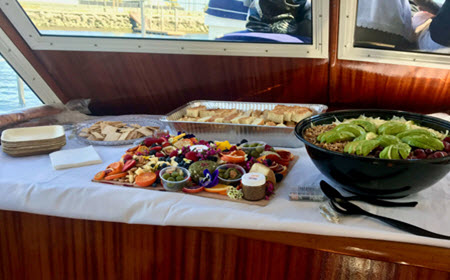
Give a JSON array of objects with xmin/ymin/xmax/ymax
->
[
  {"xmin": 200, "ymin": 169, "xmax": 219, "ymax": 188},
  {"xmin": 265, "ymin": 181, "xmax": 275, "ymax": 200}
]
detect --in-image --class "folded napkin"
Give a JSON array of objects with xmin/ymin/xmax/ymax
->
[{"xmin": 50, "ymin": 145, "xmax": 102, "ymax": 170}]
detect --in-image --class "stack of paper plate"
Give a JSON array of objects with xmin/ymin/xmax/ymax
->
[{"xmin": 1, "ymin": 125, "xmax": 66, "ymax": 157}]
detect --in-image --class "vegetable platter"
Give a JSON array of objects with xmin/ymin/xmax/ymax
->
[{"xmin": 92, "ymin": 132, "xmax": 298, "ymax": 206}]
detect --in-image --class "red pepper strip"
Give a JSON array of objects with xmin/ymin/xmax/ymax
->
[{"xmin": 150, "ymin": 146, "xmax": 162, "ymax": 151}]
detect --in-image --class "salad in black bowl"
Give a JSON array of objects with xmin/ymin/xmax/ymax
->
[{"xmin": 294, "ymin": 109, "xmax": 450, "ymax": 198}]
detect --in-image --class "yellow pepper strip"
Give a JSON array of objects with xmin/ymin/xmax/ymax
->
[{"xmin": 170, "ymin": 133, "xmax": 186, "ymax": 144}]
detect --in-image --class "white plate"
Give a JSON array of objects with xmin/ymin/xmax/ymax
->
[{"xmin": 1, "ymin": 125, "xmax": 65, "ymax": 142}]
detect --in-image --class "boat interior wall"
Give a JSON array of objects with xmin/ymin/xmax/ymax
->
[
  {"xmin": 33, "ymin": 51, "xmax": 329, "ymax": 115},
  {"xmin": 1, "ymin": 211, "xmax": 450, "ymax": 278},
  {"xmin": 0, "ymin": 0, "xmax": 449, "ymax": 116}
]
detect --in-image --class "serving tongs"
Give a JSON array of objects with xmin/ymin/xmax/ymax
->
[
  {"xmin": 320, "ymin": 181, "xmax": 418, "ymax": 208},
  {"xmin": 320, "ymin": 181, "xmax": 450, "ymax": 240}
]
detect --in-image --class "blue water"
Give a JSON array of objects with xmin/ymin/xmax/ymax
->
[{"xmin": 0, "ymin": 56, "xmax": 42, "ymax": 114}]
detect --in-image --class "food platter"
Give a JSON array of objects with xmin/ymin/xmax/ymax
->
[
  {"xmin": 74, "ymin": 115, "xmax": 166, "ymax": 146},
  {"xmin": 162, "ymin": 100, "xmax": 328, "ymax": 148},
  {"xmin": 92, "ymin": 133, "xmax": 298, "ymax": 206}
]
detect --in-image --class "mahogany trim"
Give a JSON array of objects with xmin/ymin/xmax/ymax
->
[
  {"xmin": 0, "ymin": 210, "xmax": 449, "ymax": 273},
  {"xmin": 199, "ymin": 227, "xmax": 450, "ymax": 272}
]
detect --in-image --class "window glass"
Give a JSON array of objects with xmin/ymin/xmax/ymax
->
[
  {"xmin": 0, "ymin": 54, "xmax": 42, "ymax": 114},
  {"xmin": 18, "ymin": 0, "xmax": 312, "ymax": 44},
  {"xmin": 354, "ymin": 0, "xmax": 450, "ymax": 54}
]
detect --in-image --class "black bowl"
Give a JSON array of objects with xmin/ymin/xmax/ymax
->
[{"xmin": 294, "ymin": 109, "xmax": 450, "ymax": 198}]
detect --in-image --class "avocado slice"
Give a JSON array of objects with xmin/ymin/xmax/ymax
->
[
  {"xmin": 378, "ymin": 121, "xmax": 408, "ymax": 135},
  {"xmin": 350, "ymin": 119, "xmax": 377, "ymax": 133},
  {"xmin": 355, "ymin": 140, "xmax": 381, "ymax": 156},
  {"xmin": 335, "ymin": 124, "xmax": 366, "ymax": 137},
  {"xmin": 396, "ymin": 128, "xmax": 437, "ymax": 139},
  {"xmin": 379, "ymin": 143, "xmax": 411, "ymax": 160},
  {"xmin": 323, "ymin": 131, "xmax": 356, "ymax": 144},
  {"xmin": 377, "ymin": 135, "xmax": 402, "ymax": 147},
  {"xmin": 317, "ymin": 130, "xmax": 335, "ymax": 143},
  {"xmin": 401, "ymin": 135, "xmax": 444, "ymax": 151}
]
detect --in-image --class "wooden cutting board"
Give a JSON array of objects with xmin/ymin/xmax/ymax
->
[{"xmin": 92, "ymin": 156, "xmax": 298, "ymax": 207}]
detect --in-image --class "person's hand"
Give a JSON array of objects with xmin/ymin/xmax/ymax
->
[{"xmin": 412, "ymin": 11, "xmax": 434, "ymax": 31}]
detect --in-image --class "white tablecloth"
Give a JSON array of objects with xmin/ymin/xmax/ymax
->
[{"xmin": 1, "ymin": 124, "xmax": 450, "ymax": 249}]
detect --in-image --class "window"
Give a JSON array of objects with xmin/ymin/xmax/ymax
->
[
  {"xmin": 338, "ymin": 0, "xmax": 450, "ymax": 68},
  {"xmin": 17, "ymin": 0, "xmax": 312, "ymax": 44},
  {"xmin": 354, "ymin": 0, "xmax": 449, "ymax": 55},
  {"xmin": 1, "ymin": 0, "xmax": 329, "ymax": 58},
  {"xmin": 0, "ymin": 54, "xmax": 42, "ymax": 113}
]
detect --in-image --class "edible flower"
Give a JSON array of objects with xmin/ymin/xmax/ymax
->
[
  {"xmin": 199, "ymin": 169, "xmax": 219, "ymax": 188},
  {"xmin": 265, "ymin": 181, "xmax": 275, "ymax": 200},
  {"xmin": 215, "ymin": 140, "xmax": 232, "ymax": 151}
]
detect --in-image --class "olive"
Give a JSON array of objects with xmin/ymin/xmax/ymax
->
[
  {"xmin": 162, "ymin": 173, "xmax": 170, "ymax": 180},
  {"xmin": 255, "ymin": 146, "xmax": 264, "ymax": 153},
  {"xmin": 167, "ymin": 177, "xmax": 175, "ymax": 182},
  {"xmin": 250, "ymin": 150, "xmax": 260, "ymax": 158},
  {"xmin": 176, "ymin": 176, "xmax": 185, "ymax": 181},
  {"xmin": 275, "ymin": 173, "xmax": 284, "ymax": 183}
]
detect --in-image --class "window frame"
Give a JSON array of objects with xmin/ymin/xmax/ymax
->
[
  {"xmin": 1, "ymin": 0, "xmax": 329, "ymax": 58},
  {"xmin": 338, "ymin": 0, "xmax": 450, "ymax": 69},
  {"xmin": 0, "ymin": 27, "xmax": 60, "ymax": 105}
]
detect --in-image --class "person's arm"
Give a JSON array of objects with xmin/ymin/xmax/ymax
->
[
  {"xmin": 412, "ymin": 0, "xmax": 441, "ymax": 14},
  {"xmin": 429, "ymin": 0, "xmax": 450, "ymax": 46}
]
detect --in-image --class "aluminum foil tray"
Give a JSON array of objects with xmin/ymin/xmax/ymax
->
[{"xmin": 161, "ymin": 100, "xmax": 328, "ymax": 148}]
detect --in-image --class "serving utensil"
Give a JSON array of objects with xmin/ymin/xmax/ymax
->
[
  {"xmin": 319, "ymin": 181, "xmax": 418, "ymax": 208},
  {"xmin": 323, "ymin": 189, "xmax": 450, "ymax": 240}
]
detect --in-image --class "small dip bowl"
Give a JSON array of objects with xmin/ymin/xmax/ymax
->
[
  {"xmin": 160, "ymin": 166, "xmax": 190, "ymax": 192},
  {"xmin": 216, "ymin": 164, "xmax": 246, "ymax": 186}
]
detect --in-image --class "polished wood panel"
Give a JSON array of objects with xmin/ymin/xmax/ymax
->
[
  {"xmin": 329, "ymin": 60, "xmax": 450, "ymax": 114},
  {"xmin": 33, "ymin": 51, "xmax": 329, "ymax": 115},
  {"xmin": 1, "ymin": 210, "xmax": 449, "ymax": 280},
  {"xmin": 328, "ymin": 0, "xmax": 450, "ymax": 114}
]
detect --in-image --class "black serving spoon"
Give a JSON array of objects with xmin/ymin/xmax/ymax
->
[
  {"xmin": 326, "ymin": 193, "xmax": 450, "ymax": 240},
  {"xmin": 320, "ymin": 181, "xmax": 418, "ymax": 208}
]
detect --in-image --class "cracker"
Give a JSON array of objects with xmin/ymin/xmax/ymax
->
[
  {"xmin": 118, "ymin": 131, "xmax": 131, "ymax": 141},
  {"xmin": 101, "ymin": 125, "xmax": 118, "ymax": 135},
  {"xmin": 91, "ymin": 132, "xmax": 105, "ymax": 140},
  {"xmin": 130, "ymin": 124, "xmax": 142, "ymax": 128},
  {"xmin": 136, "ymin": 127, "xmax": 154, "ymax": 137},
  {"xmin": 104, "ymin": 132, "xmax": 121, "ymax": 141},
  {"xmin": 80, "ymin": 120, "xmax": 159, "ymax": 142}
]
